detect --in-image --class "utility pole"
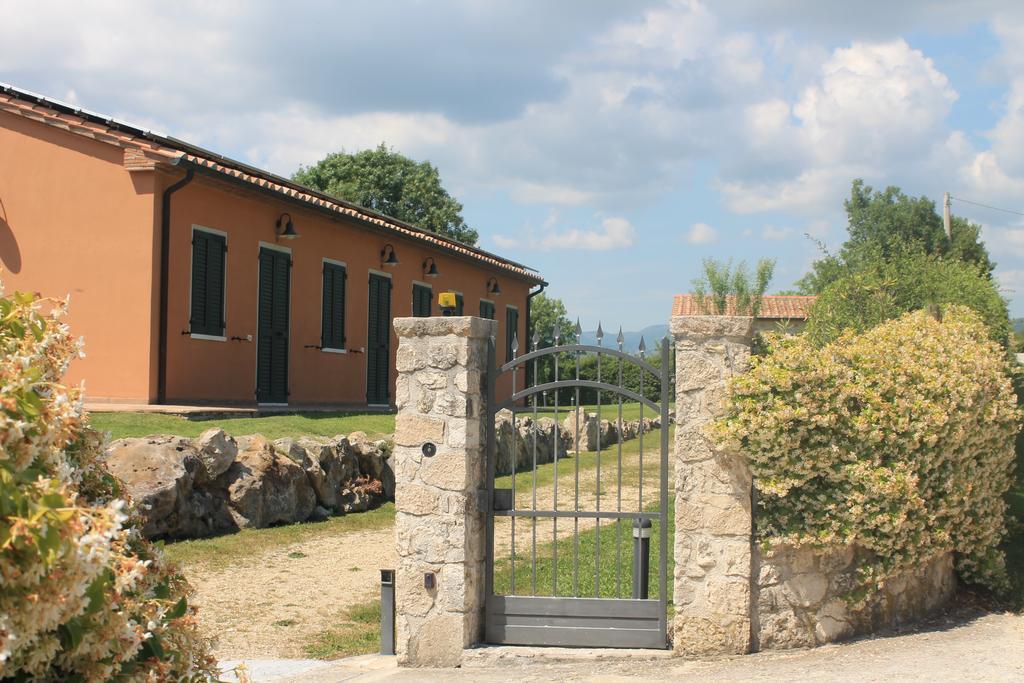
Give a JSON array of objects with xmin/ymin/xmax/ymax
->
[{"xmin": 943, "ymin": 191, "xmax": 952, "ymax": 239}]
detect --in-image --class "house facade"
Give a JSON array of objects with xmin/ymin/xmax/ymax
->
[
  {"xmin": 671, "ymin": 294, "xmax": 816, "ymax": 334},
  {"xmin": 0, "ymin": 84, "xmax": 544, "ymax": 407}
]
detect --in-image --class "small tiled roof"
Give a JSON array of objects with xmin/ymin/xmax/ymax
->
[
  {"xmin": 672, "ymin": 294, "xmax": 816, "ymax": 319},
  {"xmin": 0, "ymin": 83, "xmax": 544, "ymax": 284}
]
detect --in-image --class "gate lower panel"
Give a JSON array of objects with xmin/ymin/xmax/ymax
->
[{"xmin": 485, "ymin": 596, "xmax": 666, "ymax": 649}]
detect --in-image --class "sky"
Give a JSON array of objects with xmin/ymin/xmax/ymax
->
[{"xmin": 3, "ymin": 1, "xmax": 1024, "ymax": 331}]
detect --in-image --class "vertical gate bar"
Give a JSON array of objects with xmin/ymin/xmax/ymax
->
[
  {"xmin": 510, "ymin": 349, "xmax": 518, "ymax": 595},
  {"xmin": 531, "ymin": 342, "xmax": 539, "ymax": 596},
  {"xmin": 639, "ymin": 347, "xmax": 645, "ymax": 513},
  {"xmin": 595, "ymin": 327, "xmax": 602, "ymax": 597},
  {"xmin": 616, "ymin": 329, "xmax": 624, "ymax": 598},
  {"xmin": 485, "ymin": 336, "xmax": 496, "ymax": 600},
  {"xmin": 659, "ymin": 338, "xmax": 670, "ymax": 632},
  {"xmin": 573, "ymin": 329, "xmax": 581, "ymax": 597},
  {"xmin": 552, "ymin": 330, "xmax": 560, "ymax": 596}
]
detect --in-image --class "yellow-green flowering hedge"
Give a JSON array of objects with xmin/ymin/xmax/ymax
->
[
  {"xmin": 714, "ymin": 307, "xmax": 1019, "ymax": 594},
  {"xmin": 0, "ymin": 290, "xmax": 219, "ymax": 681}
]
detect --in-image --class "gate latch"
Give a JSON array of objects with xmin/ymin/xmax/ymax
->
[{"xmin": 492, "ymin": 488, "xmax": 513, "ymax": 511}]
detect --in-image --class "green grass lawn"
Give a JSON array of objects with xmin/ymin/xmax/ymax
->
[
  {"xmin": 161, "ymin": 503, "xmax": 395, "ymax": 572},
  {"xmin": 303, "ymin": 600, "xmax": 381, "ymax": 660},
  {"xmin": 534, "ymin": 402, "xmax": 672, "ymax": 423},
  {"xmin": 492, "ymin": 499, "xmax": 674, "ymax": 602},
  {"xmin": 89, "ymin": 411, "xmax": 396, "ymax": 441},
  {"xmin": 496, "ymin": 426, "xmax": 671, "ymax": 494}
]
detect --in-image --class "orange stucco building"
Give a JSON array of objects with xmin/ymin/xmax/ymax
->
[{"xmin": 0, "ymin": 84, "xmax": 544, "ymax": 407}]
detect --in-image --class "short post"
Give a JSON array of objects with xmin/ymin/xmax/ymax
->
[
  {"xmin": 632, "ymin": 518, "xmax": 652, "ymax": 599},
  {"xmin": 380, "ymin": 569, "xmax": 395, "ymax": 655}
]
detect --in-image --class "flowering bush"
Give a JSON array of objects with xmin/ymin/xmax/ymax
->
[
  {"xmin": 714, "ymin": 307, "xmax": 1019, "ymax": 595},
  {"xmin": 0, "ymin": 290, "xmax": 219, "ymax": 680}
]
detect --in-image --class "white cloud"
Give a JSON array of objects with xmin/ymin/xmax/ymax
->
[
  {"xmin": 685, "ymin": 222, "xmax": 718, "ymax": 244},
  {"xmin": 761, "ymin": 225, "xmax": 795, "ymax": 240},
  {"xmin": 508, "ymin": 182, "xmax": 596, "ymax": 206},
  {"xmin": 494, "ymin": 216, "xmax": 636, "ymax": 251},
  {"xmin": 997, "ymin": 269, "xmax": 1024, "ymax": 296},
  {"xmin": 721, "ymin": 39, "xmax": 958, "ymax": 215}
]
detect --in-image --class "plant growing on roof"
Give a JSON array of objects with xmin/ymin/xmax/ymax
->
[{"xmin": 690, "ymin": 258, "xmax": 775, "ymax": 316}]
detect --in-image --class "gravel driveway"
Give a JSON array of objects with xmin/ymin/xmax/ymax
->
[{"xmin": 243, "ymin": 609, "xmax": 1023, "ymax": 682}]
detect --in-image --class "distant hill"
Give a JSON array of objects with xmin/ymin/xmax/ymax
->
[
  {"xmin": 1013, "ymin": 318, "xmax": 1024, "ymax": 334},
  {"xmin": 579, "ymin": 324, "xmax": 670, "ymax": 353}
]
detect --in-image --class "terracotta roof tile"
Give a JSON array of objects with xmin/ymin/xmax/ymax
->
[
  {"xmin": 0, "ymin": 85, "xmax": 544, "ymax": 284},
  {"xmin": 672, "ymin": 294, "xmax": 816, "ymax": 319}
]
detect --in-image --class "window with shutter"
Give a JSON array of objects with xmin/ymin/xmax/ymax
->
[
  {"xmin": 505, "ymin": 306, "xmax": 519, "ymax": 362},
  {"xmin": 190, "ymin": 229, "xmax": 226, "ymax": 337},
  {"xmin": 412, "ymin": 283, "xmax": 432, "ymax": 317},
  {"xmin": 479, "ymin": 300, "xmax": 495, "ymax": 319},
  {"xmin": 321, "ymin": 262, "xmax": 347, "ymax": 350},
  {"xmin": 454, "ymin": 293, "xmax": 464, "ymax": 315}
]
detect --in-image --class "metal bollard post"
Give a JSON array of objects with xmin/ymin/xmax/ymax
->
[
  {"xmin": 632, "ymin": 518, "xmax": 652, "ymax": 599},
  {"xmin": 380, "ymin": 569, "xmax": 395, "ymax": 655}
]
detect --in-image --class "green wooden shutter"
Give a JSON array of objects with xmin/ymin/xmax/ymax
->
[
  {"xmin": 505, "ymin": 306, "xmax": 519, "ymax": 362},
  {"xmin": 479, "ymin": 300, "xmax": 494, "ymax": 319},
  {"xmin": 412, "ymin": 284, "xmax": 432, "ymax": 317},
  {"xmin": 190, "ymin": 230, "xmax": 226, "ymax": 336},
  {"xmin": 455, "ymin": 293, "xmax": 464, "ymax": 316},
  {"xmin": 321, "ymin": 263, "xmax": 347, "ymax": 349}
]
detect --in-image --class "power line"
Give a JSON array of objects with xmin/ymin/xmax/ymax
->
[{"xmin": 950, "ymin": 195, "xmax": 1024, "ymax": 218}]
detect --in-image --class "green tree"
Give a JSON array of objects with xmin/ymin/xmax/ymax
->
[
  {"xmin": 527, "ymin": 294, "xmax": 577, "ymax": 395},
  {"xmin": 798, "ymin": 180, "xmax": 995, "ymax": 294},
  {"xmin": 528, "ymin": 293, "xmax": 577, "ymax": 351},
  {"xmin": 805, "ymin": 252, "xmax": 1010, "ymax": 347},
  {"xmin": 293, "ymin": 143, "xmax": 478, "ymax": 245}
]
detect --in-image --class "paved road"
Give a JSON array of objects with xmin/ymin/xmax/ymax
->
[{"xmin": 228, "ymin": 610, "xmax": 1023, "ymax": 682}]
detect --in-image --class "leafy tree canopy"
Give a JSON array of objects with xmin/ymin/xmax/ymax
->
[
  {"xmin": 797, "ymin": 179, "xmax": 995, "ymax": 294},
  {"xmin": 293, "ymin": 143, "xmax": 478, "ymax": 245},
  {"xmin": 528, "ymin": 293, "xmax": 577, "ymax": 350},
  {"xmin": 804, "ymin": 252, "xmax": 1010, "ymax": 347}
]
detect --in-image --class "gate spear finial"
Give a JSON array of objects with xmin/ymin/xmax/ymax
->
[
  {"xmin": 511, "ymin": 331, "xmax": 519, "ymax": 357},
  {"xmin": 553, "ymin": 321, "xmax": 561, "ymax": 346},
  {"xmin": 596, "ymin": 322, "xmax": 604, "ymax": 346},
  {"xmin": 638, "ymin": 336, "xmax": 646, "ymax": 358},
  {"xmin": 617, "ymin": 327, "xmax": 624, "ymax": 350}
]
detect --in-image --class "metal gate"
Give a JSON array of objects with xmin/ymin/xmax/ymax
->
[{"xmin": 484, "ymin": 323, "xmax": 670, "ymax": 649}]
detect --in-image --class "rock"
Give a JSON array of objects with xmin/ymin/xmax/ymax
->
[
  {"xmin": 309, "ymin": 505, "xmax": 332, "ymax": 522},
  {"xmin": 194, "ymin": 428, "xmax": 237, "ymax": 480},
  {"xmin": 225, "ymin": 435, "xmax": 317, "ymax": 528},
  {"xmin": 105, "ymin": 436, "xmax": 233, "ymax": 539}
]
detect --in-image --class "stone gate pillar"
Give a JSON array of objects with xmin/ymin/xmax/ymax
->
[
  {"xmin": 672, "ymin": 315, "xmax": 755, "ymax": 656},
  {"xmin": 392, "ymin": 316, "xmax": 494, "ymax": 667}
]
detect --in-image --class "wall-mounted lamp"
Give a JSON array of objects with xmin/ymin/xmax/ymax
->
[
  {"xmin": 381, "ymin": 243, "xmax": 400, "ymax": 267},
  {"xmin": 275, "ymin": 213, "xmax": 298, "ymax": 240},
  {"xmin": 486, "ymin": 276, "xmax": 501, "ymax": 295},
  {"xmin": 422, "ymin": 257, "xmax": 440, "ymax": 278}
]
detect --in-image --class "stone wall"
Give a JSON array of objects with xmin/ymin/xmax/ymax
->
[
  {"xmin": 671, "ymin": 314, "xmax": 957, "ymax": 656},
  {"xmin": 756, "ymin": 545, "xmax": 956, "ymax": 649},
  {"xmin": 392, "ymin": 316, "xmax": 493, "ymax": 667},
  {"xmin": 104, "ymin": 429, "xmax": 393, "ymax": 539}
]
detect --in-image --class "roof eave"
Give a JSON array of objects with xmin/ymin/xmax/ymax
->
[{"xmin": 170, "ymin": 157, "xmax": 547, "ymax": 285}]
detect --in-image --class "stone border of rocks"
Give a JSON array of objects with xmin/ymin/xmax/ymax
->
[{"xmin": 104, "ymin": 429, "xmax": 394, "ymax": 540}]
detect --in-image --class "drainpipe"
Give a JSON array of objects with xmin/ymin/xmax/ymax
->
[
  {"xmin": 524, "ymin": 281, "xmax": 547, "ymax": 388},
  {"xmin": 157, "ymin": 167, "xmax": 195, "ymax": 404}
]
